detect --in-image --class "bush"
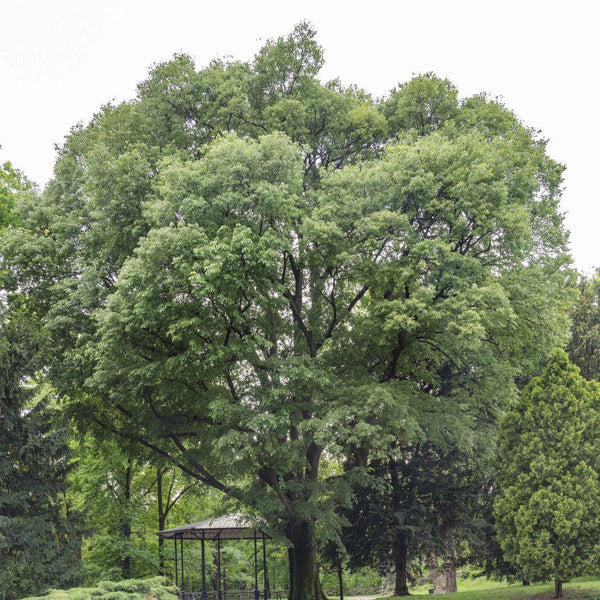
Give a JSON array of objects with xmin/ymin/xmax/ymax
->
[{"xmin": 21, "ymin": 577, "xmax": 178, "ymax": 600}]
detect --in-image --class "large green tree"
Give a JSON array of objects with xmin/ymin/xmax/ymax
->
[
  {"xmin": 1, "ymin": 25, "xmax": 572, "ymax": 600},
  {"xmin": 494, "ymin": 350, "xmax": 600, "ymax": 597}
]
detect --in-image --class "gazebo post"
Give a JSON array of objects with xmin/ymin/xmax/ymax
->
[
  {"xmin": 223, "ymin": 550, "xmax": 227, "ymax": 598},
  {"xmin": 174, "ymin": 538, "xmax": 179, "ymax": 587},
  {"xmin": 216, "ymin": 532, "xmax": 222, "ymax": 600},
  {"xmin": 180, "ymin": 537, "xmax": 185, "ymax": 591},
  {"xmin": 262, "ymin": 533, "xmax": 269, "ymax": 599},
  {"xmin": 254, "ymin": 531, "xmax": 259, "ymax": 600},
  {"xmin": 201, "ymin": 532, "xmax": 207, "ymax": 600}
]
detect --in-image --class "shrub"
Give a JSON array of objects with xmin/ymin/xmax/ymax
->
[{"xmin": 21, "ymin": 577, "xmax": 178, "ymax": 600}]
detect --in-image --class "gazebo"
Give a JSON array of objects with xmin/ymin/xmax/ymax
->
[{"xmin": 156, "ymin": 513, "xmax": 273, "ymax": 600}]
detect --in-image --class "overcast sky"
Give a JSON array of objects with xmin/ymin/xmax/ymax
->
[{"xmin": 1, "ymin": 0, "xmax": 597, "ymax": 273}]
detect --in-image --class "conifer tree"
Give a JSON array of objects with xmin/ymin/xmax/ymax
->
[
  {"xmin": 494, "ymin": 350, "xmax": 600, "ymax": 598},
  {"xmin": 0, "ymin": 311, "xmax": 83, "ymax": 598}
]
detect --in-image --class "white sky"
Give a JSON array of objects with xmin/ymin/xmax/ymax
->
[{"xmin": 0, "ymin": 0, "xmax": 598, "ymax": 273}]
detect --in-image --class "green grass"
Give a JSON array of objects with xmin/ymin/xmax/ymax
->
[
  {"xmin": 409, "ymin": 576, "xmax": 517, "ymax": 595},
  {"xmin": 390, "ymin": 576, "xmax": 600, "ymax": 599}
]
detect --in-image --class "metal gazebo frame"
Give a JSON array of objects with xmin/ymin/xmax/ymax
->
[{"xmin": 156, "ymin": 513, "xmax": 274, "ymax": 600}]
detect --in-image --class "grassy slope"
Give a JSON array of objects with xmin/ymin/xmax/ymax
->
[{"xmin": 392, "ymin": 577, "xmax": 600, "ymax": 600}]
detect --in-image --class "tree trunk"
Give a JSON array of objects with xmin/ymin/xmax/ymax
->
[
  {"xmin": 287, "ymin": 519, "xmax": 325, "ymax": 600},
  {"xmin": 427, "ymin": 535, "xmax": 457, "ymax": 596},
  {"xmin": 442, "ymin": 559, "xmax": 457, "ymax": 593},
  {"xmin": 388, "ymin": 456, "xmax": 409, "ymax": 596},
  {"xmin": 442, "ymin": 532, "xmax": 457, "ymax": 594},
  {"xmin": 392, "ymin": 532, "xmax": 410, "ymax": 596},
  {"xmin": 427, "ymin": 553, "xmax": 445, "ymax": 594},
  {"xmin": 288, "ymin": 546, "xmax": 295, "ymax": 598},
  {"xmin": 554, "ymin": 578, "xmax": 562, "ymax": 598}
]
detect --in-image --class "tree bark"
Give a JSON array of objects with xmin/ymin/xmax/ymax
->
[
  {"xmin": 442, "ymin": 531, "xmax": 457, "ymax": 594},
  {"xmin": 287, "ymin": 519, "xmax": 325, "ymax": 600},
  {"xmin": 427, "ymin": 534, "xmax": 457, "ymax": 595},
  {"xmin": 554, "ymin": 578, "xmax": 562, "ymax": 598},
  {"xmin": 427, "ymin": 553, "xmax": 445, "ymax": 594},
  {"xmin": 393, "ymin": 532, "xmax": 410, "ymax": 596}
]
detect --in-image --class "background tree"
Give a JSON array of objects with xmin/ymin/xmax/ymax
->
[
  {"xmin": 0, "ymin": 317, "xmax": 83, "ymax": 599},
  {"xmin": 494, "ymin": 350, "xmax": 600, "ymax": 598},
  {"xmin": 67, "ymin": 431, "xmax": 210, "ymax": 582},
  {"xmin": 342, "ymin": 438, "xmax": 494, "ymax": 596},
  {"xmin": 341, "ymin": 451, "xmax": 421, "ymax": 597},
  {"xmin": 567, "ymin": 271, "xmax": 600, "ymax": 381},
  {"xmin": 68, "ymin": 437, "xmax": 160, "ymax": 581}
]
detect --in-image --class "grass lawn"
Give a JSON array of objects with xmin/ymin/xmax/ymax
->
[{"xmin": 392, "ymin": 576, "xmax": 600, "ymax": 599}]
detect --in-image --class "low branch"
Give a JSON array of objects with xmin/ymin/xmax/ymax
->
[{"xmin": 259, "ymin": 466, "xmax": 296, "ymax": 517}]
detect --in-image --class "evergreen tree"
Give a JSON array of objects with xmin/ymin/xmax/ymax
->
[
  {"xmin": 494, "ymin": 350, "xmax": 600, "ymax": 598},
  {"xmin": 0, "ymin": 312, "xmax": 83, "ymax": 598}
]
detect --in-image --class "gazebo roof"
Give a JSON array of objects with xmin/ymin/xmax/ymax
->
[{"xmin": 156, "ymin": 512, "xmax": 270, "ymax": 540}]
